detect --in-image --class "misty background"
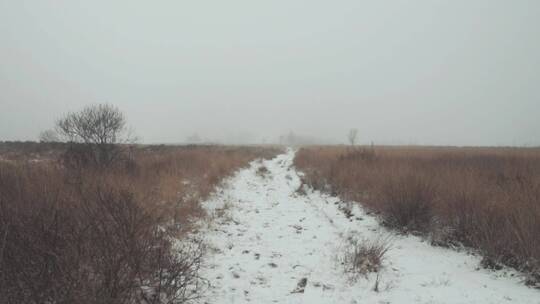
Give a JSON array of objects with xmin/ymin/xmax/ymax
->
[{"xmin": 1, "ymin": 0, "xmax": 539, "ymax": 146}]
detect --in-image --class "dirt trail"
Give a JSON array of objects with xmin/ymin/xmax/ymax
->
[{"xmin": 198, "ymin": 149, "xmax": 539, "ymax": 304}]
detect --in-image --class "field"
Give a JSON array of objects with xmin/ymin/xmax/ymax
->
[
  {"xmin": 2, "ymin": 142, "xmax": 539, "ymax": 304},
  {"xmin": 0, "ymin": 142, "xmax": 281, "ymax": 303},
  {"xmin": 294, "ymin": 145, "xmax": 540, "ymax": 286}
]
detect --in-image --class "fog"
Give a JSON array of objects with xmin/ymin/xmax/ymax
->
[{"xmin": 1, "ymin": 0, "xmax": 539, "ymax": 146}]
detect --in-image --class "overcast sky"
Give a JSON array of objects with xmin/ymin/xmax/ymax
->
[{"xmin": 1, "ymin": 0, "xmax": 539, "ymax": 145}]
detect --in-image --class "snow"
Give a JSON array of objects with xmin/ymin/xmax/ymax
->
[{"xmin": 196, "ymin": 149, "xmax": 540, "ymax": 303}]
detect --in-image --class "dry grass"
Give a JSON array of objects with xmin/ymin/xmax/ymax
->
[
  {"xmin": 256, "ymin": 164, "xmax": 270, "ymax": 178},
  {"xmin": 0, "ymin": 143, "xmax": 281, "ymax": 303},
  {"xmin": 340, "ymin": 235, "xmax": 392, "ymax": 282},
  {"xmin": 295, "ymin": 145, "xmax": 540, "ymax": 287},
  {"xmin": 130, "ymin": 145, "xmax": 281, "ymax": 226}
]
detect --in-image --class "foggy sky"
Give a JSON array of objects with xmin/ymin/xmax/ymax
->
[{"xmin": 1, "ymin": 0, "xmax": 539, "ymax": 145}]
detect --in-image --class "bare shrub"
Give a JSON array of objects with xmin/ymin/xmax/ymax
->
[
  {"xmin": 136, "ymin": 239, "xmax": 206, "ymax": 304},
  {"xmin": 38, "ymin": 129, "xmax": 59, "ymax": 143},
  {"xmin": 55, "ymin": 104, "xmax": 134, "ymax": 168},
  {"xmin": 341, "ymin": 235, "xmax": 392, "ymax": 281}
]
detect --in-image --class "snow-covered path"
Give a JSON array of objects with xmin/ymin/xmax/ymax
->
[{"xmin": 199, "ymin": 149, "xmax": 539, "ymax": 304}]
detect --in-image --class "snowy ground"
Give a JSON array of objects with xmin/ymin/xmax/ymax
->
[{"xmin": 197, "ymin": 149, "xmax": 539, "ymax": 304}]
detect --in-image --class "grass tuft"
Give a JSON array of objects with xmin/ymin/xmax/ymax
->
[{"xmin": 341, "ymin": 235, "xmax": 392, "ymax": 281}]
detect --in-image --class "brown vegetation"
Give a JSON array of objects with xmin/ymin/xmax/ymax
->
[
  {"xmin": 294, "ymin": 146, "xmax": 540, "ymax": 287},
  {"xmin": 340, "ymin": 235, "xmax": 392, "ymax": 281},
  {"xmin": 0, "ymin": 143, "xmax": 281, "ymax": 303}
]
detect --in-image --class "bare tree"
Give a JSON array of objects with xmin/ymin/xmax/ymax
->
[
  {"xmin": 38, "ymin": 129, "xmax": 59, "ymax": 143},
  {"xmin": 55, "ymin": 104, "xmax": 134, "ymax": 167},
  {"xmin": 348, "ymin": 128, "xmax": 359, "ymax": 146}
]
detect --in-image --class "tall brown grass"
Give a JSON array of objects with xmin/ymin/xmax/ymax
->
[
  {"xmin": 295, "ymin": 146, "xmax": 540, "ymax": 287},
  {"xmin": 0, "ymin": 143, "xmax": 281, "ymax": 303}
]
